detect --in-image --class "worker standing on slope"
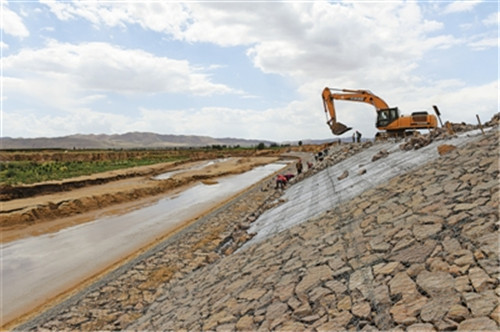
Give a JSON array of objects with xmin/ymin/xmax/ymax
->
[
  {"xmin": 356, "ymin": 130, "xmax": 362, "ymax": 143},
  {"xmin": 296, "ymin": 159, "xmax": 303, "ymax": 175}
]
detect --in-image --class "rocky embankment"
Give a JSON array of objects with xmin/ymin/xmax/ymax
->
[
  {"xmin": 17, "ymin": 126, "xmax": 499, "ymax": 331},
  {"xmin": 132, "ymin": 129, "xmax": 499, "ymax": 331}
]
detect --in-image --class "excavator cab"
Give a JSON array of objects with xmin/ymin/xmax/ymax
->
[{"xmin": 376, "ymin": 108, "xmax": 400, "ymax": 128}]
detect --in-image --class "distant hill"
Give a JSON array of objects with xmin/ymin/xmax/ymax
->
[{"xmin": 0, "ymin": 132, "xmax": 276, "ymax": 150}]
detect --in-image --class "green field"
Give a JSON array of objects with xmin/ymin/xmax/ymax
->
[
  {"xmin": 0, "ymin": 157, "xmax": 186, "ymax": 185},
  {"xmin": 0, "ymin": 144, "xmax": 284, "ymax": 185}
]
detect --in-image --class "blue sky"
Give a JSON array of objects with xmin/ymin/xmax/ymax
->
[{"xmin": 2, "ymin": 0, "xmax": 498, "ymax": 142}]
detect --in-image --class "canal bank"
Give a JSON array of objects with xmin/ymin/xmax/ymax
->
[{"xmin": 5, "ymin": 161, "xmax": 293, "ymax": 328}]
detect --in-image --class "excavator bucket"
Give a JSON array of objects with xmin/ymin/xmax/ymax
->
[{"xmin": 329, "ymin": 122, "xmax": 352, "ymax": 135}]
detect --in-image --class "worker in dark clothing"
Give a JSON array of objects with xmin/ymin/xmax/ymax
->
[
  {"xmin": 296, "ymin": 159, "xmax": 303, "ymax": 174},
  {"xmin": 356, "ymin": 130, "xmax": 362, "ymax": 143}
]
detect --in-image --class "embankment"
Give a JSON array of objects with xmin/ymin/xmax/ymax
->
[{"xmin": 12, "ymin": 122, "xmax": 500, "ymax": 331}]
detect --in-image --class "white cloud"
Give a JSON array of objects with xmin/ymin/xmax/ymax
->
[
  {"xmin": 482, "ymin": 12, "xmax": 499, "ymax": 25},
  {"xmin": 444, "ymin": 0, "xmax": 483, "ymax": 14},
  {"xmin": 1, "ymin": 1, "xmax": 29, "ymax": 38},
  {"xmin": 37, "ymin": 1, "xmax": 457, "ymax": 85},
  {"xmin": 4, "ymin": 78, "xmax": 498, "ymax": 140},
  {"xmin": 460, "ymin": 22, "xmax": 474, "ymax": 30},
  {"xmin": 3, "ymin": 40, "xmax": 237, "ymax": 112},
  {"xmin": 468, "ymin": 36, "xmax": 499, "ymax": 50},
  {"xmin": 2, "ymin": 108, "xmax": 132, "ymax": 138},
  {"xmin": 5, "ymin": 1, "xmax": 497, "ymax": 141},
  {"xmin": 213, "ymin": 2, "xmax": 454, "ymax": 83},
  {"xmin": 4, "ymin": 75, "xmax": 83, "ymax": 112},
  {"xmin": 41, "ymin": 26, "xmax": 55, "ymax": 32},
  {"xmin": 134, "ymin": 102, "xmax": 328, "ymax": 142},
  {"xmin": 39, "ymin": 0, "xmax": 191, "ymax": 35},
  {"xmin": 430, "ymin": 80, "xmax": 498, "ymax": 125}
]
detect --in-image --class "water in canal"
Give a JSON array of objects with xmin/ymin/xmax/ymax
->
[{"xmin": 1, "ymin": 162, "xmax": 286, "ymax": 323}]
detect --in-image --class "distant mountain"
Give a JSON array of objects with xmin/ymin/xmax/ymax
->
[{"xmin": 0, "ymin": 132, "xmax": 276, "ymax": 149}]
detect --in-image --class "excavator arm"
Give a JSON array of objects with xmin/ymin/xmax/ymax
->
[{"xmin": 322, "ymin": 87, "xmax": 390, "ymax": 135}]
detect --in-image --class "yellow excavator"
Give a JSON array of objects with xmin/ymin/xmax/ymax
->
[{"xmin": 322, "ymin": 87, "xmax": 441, "ymax": 138}]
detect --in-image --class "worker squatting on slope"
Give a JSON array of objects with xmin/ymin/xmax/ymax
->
[{"xmin": 275, "ymin": 174, "xmax": 295, "ymax": 189}]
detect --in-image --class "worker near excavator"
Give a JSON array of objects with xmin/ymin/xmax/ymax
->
[{"xmin": 356, "ymin": 130, "xmax": 362, "ymax": 143}]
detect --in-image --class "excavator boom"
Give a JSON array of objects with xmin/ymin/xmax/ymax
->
[{"xmin": 322, "ymin": 87, "xmax": 390, "ymax": 135}]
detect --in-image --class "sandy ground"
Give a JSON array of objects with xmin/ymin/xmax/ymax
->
[{"xmin": 0, "ymin": 156, "xmax": 281, "ymax": 243}]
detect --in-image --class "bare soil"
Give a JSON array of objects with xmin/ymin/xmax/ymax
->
[{"xmin": 0, "ymin": 156, "xmax": 282, "ymax": 243}]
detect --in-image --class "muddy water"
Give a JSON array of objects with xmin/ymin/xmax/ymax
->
[
  {"xmin": 153, "ymin": 158, "xmax": 230, "ymax": 180},
  {"xmin": 1, "ymin": 163, "xmax": 286, "ymax": 323}
]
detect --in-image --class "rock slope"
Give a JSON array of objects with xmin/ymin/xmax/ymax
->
[
  {"xmin": 17, "ymin": 128, "xmax": 498, "ymax": 331},
  {"xmin": 131, "ymin": 129, "xmax": 499, "ymax": 331}
]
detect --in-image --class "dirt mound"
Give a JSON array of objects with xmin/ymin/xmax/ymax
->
[{"xmin": 399, "ymin": 113, "xmax": 499, "ymax": 151}]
